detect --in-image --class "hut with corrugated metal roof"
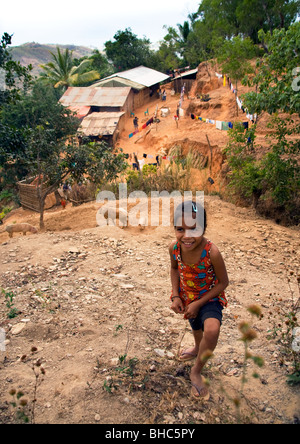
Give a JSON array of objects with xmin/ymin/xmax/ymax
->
[
  {"xmin": 60, "ymin": 86, "xmax": 133, "ymax": 117},
  {"xmin": 92, "ymin": 66, "xmax": 170, "ymax": 109},
  {"xmin": 78, "ymin": 112, "xmax": 125, "ymax": 145},
  {"xmin": 59, "ymin": 86, "xmax": 132, "ymax": 144}
]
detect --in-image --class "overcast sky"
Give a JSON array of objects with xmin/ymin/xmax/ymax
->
[{"xmin": 1, "ymin": 0, "xmax": 200, "ymax": 49}]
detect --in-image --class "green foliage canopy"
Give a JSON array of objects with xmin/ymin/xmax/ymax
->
[
  {"xmin": 0, "ymin": 34, "xmax": 127, "ymax": 229},
  {"xmin": 226, "ymin": 23, "xmax": 300, "ymax": 223},
  {"xmin": 104, "ymin": 28, "xmax": 154, "ymax": 71},
  {"xmin": 156, "ymin": 0, "xmax": 300, "ymax": 70}
]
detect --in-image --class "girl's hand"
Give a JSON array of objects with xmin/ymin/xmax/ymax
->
[
  {"xmin": 171, "ymin": 297, "xmax": 184, "ymax": 314},
  {"xmin": 184, "ymin": 301, "xmax": 201, "ymax": 319}
]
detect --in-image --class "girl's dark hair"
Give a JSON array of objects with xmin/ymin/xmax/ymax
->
[{"xmin": 173, "ymin": 201, "xmax": 207, "ymax": 233}]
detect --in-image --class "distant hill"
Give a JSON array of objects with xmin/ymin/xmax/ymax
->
[{"xmin": 9, "ymin": 42, "xmax": 94, "ymax": 76}]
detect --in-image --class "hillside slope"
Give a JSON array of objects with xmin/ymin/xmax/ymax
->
[
  {"xmin": 0, "ymin": 61, "xmax": 299, "ymax": 425},
  {"xmin": 116, "ymin": 61, "xmax": 299, "ymax": 224},
  {"xmin": 10, "ymin": 42, "xmax": 93, "ymax": 76}
]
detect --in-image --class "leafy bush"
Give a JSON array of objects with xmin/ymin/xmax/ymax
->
[
  {"xmin": 225, "ymin": 117, "xmax": 299, "ymax": 225},
  {"xmin": 224, "ymin": 124, "xmax": 263, "ymax": 204}
]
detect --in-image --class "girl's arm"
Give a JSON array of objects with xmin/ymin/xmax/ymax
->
[
  {"xmin": 169, "ymin": 242, "xmax": 184, "ymax": 314},
  {"xmin": 184, "ymin": 243, "xmax": 229, "ymax": 319}
]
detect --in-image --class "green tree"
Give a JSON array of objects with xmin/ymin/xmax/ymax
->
[
  {"xmin": 24, "ymin": 128, "xmax": 127, "ymax": 228},
  {"xmin": 0, "ymin": 33, "xmax": 32, "ymax": 193},
  {"xmin": 0, "ymin": 34, "xmax": 126, "ymax": 228},
  {"xmin": 224, "ymin": 123, "xmax": 263, "ymax": 206},
  {"xmin": 183, "ymin": 20, "xmax": 214, "ymax": 68},
  {"xmin": 0, "ymin": 122, "xmax": 30, "ymax": 191},
  {"xmin": 104, "ymin": 28, "xmax": 153, "ymax": 71},
  {"xmin": 217, "ymin": 36, "xmax": 256, "ymax": 114},
  {"xmin": 227, "ymin": 23, "xmax": 300, "ymax": 224},
  {"xmin": 180, "ymin": 0, "xmax": 299, "ymax": 62},
  {"xmin": 0, "ymin": 33, "xmax": 32, "ymax": 107},
  {"xmin": 197, "ymin": 0, "xmax": 240, "ymax": 40},
  {"xmin": 2, "ymin": 80, "xmax": 79, "ymax": 140},
  {"xmin": 236, "ymin": 0, "xmax": 300, "ymax": 43},
  {"xmin": 1, "ymin": 80, "xmax": 79, "ymax": 192},
  {"xmin": 197, "ymin": 0, "xmax": 299, "ymax": 43},
  {"xmin": 155, "ymin": 35, "xmax": 182, "ymax": 72},
  {"xmin": 40, "ymin": 47, "xmax": 100, "ymax": 90},
  {"xmin": 243, "ymin": 24, "xmax": 300, "ymax": 115},
  {"xmin": 161, "ymin": 19, "xmax": 193, "ymax": 66},
  {"xmin": 89, "ymin": 49, "xmax": 114, "ymax": 78}
]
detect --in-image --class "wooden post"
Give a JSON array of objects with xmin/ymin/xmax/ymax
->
[
  {"xmin": 235, "ymin": 80, "xmax": 238, "ymax": 117},
  {"xmin": 206, "ymin": 134, "xmax": 213, "ymax": 175}
]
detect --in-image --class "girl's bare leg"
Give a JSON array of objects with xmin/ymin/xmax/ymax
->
[{"xmin": 190, "ymin": 318, "xmax": 220, "ymax": 397}]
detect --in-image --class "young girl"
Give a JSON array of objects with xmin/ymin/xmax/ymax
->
[{"xmin": 169, "ymin": 201, "xmax": 229, "ymax": 400}]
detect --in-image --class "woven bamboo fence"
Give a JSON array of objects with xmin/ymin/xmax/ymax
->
[{"xmin": 18, "ymin": 178, "xmax": 57, "ymax": 212}]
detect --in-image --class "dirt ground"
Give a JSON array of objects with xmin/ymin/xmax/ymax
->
[
  {"xmin": 0, "ymin": 195, "xmax": 299, "ymax": 424},
  {"xmin": 0, "ymin": 64, "xmax": 299, "ymax": 424}
]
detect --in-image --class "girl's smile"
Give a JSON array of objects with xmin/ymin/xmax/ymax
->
[
  {"xmin": 181, "ymin": 239, "xmax": 196, "ymax": 248},
  {"xmin": 175, "ymin": 220, "xmax": 204, "ymax": 252}
]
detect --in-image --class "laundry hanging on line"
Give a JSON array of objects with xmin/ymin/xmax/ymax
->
[
  {"xmin": 124, "ymin": 152, "xmax": 172, "ymax": 165},
  {"xmin": 128, "ymin": 117, "xmax": 154, "ymax": 138},
  {"xmin": 191, "ymin": 114, "xmax": 215, "ymax": 125},
  {"xmin": 215, "ymin": 71, "xmax": 257, "ymax": 123},
  {"xmin": 191, "ymin": 113, "xmax": 249, "ymax": 131}
]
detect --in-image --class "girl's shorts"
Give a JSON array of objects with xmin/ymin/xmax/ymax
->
[{"xmin": 189, "ymin": 301, "xmax": 223, "ymax": 331}]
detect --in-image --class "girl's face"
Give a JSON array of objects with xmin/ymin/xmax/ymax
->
[{"xmin": 174, "ymin": 214, "xmax": 204, "ymax": 251}]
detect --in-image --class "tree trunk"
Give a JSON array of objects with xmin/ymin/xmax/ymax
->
[
  {"xmin": 37, "ymin": 175, "xmax": 69, "ymax": 230},
  {"xmin": 39, "ymin": 201, "xmax": 45, "ymax": 230},
  {"xmin": 235, "ymin": 81, "xmax": 238, "ymax": 117},
  {"xmin": 36, "ymin": 184, "xmax": 45, "ymax": 230}
]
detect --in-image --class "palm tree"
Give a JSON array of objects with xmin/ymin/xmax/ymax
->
[
  {"xmin": 177, "ymin": 21, "xmax": 191, "ymax": 45},
  {"xmin": 40, "ymin": 47, "xmax": 100, "ymax": 89}
]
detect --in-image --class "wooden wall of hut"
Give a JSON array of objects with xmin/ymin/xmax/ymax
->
[{"xmin": 172, "ymin": 78, "xmax": 195, "ymax": 95}]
